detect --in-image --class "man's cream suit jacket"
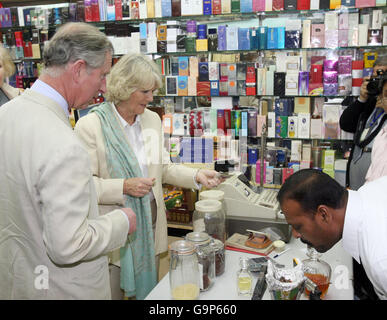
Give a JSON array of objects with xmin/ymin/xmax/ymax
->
[
  {"xmin": 74, "ymin": 106, "xmax": 199, "ymax": 257},
  {"xmin": 0, "ymin": 90, "xmax": 129, "ymax": 299}
]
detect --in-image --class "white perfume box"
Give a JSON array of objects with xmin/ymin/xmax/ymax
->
[
  {"xmin": 358, "ymin": 24, "xmax": 368, "ymax": 46},
  {"xmin": 267, "ymin": 112, "xmax": 276, "ymax": 138},
  {"xmin": 290, "ymin": 140, "xmax": 302, "ymax": 162},
  {"xmin": 310, "ymin": 118, "xmax": 323, "ymax": 139},
  {"xmin": 302, "ymin": 20, "xmax": 311, "ymax": 48},
  {"xmin": 297, "ymin": 113, "xmax": 310, "ymax": 138}
]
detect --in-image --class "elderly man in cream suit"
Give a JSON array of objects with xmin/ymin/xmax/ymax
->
[{"xmin": 0, "ymin": 23, "xmax": 136, "ymax": 299}]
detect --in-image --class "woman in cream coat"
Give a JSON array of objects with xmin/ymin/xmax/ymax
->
[{"xmin": 74, "ymin": 53, "xmax": 223, "ymax": 299}]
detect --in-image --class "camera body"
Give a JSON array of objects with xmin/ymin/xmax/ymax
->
[{"xmin": 367, "ymin": 69, "xmax": 387, "ymax": 96}]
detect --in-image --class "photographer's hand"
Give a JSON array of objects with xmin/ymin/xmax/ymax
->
[{"xmin": 359, "ymin": 76, "xmax": 371, "ymax": 102}]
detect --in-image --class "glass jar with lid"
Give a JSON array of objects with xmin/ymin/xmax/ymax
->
[
  {"xmin": 199, "ymin": 190, "xmax": 226, "ymax": 219},
  {"xmin": 169, "ymin": 240, "xmax": 200, "ymax": 300},
  {"xmin": 302, "ymin": 246, "xmax": 332, "ymax": 299},
  {"xmin": 193, "ymin": 199, "xmax": 226, "ymax": 243},
  {"xmin": 185, "ymin": 232, "xmax": 216, "ymax": 292},
  {"xmin": 210, "ymin": 238, "xmax": 225, "ymax": 277}
]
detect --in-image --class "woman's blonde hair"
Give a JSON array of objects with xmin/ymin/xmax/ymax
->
[
  {"xmin": 105, "ymin": 53, "xmax": 162, "ymax": 105},
  {"xmin": 0, "ymin": 46, "xmax": 16, "ymax": 79}
]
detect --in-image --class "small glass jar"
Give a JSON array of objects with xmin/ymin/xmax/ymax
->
[
  {"xmin": 210, "ymin": 238, "xmax": 225, "ymax": 277},
  {"xmin": 193, "ymin": 199, "xmax": 226, "ymax": 243},
  {"xmin": 169, "ymin": 240, "xmax": 200, "ymax": 300},
  {"xmin": 237, "ymin": 257, "xmax": 252, "ymax": 296},
  {"xmin": 186, "ymin": 232, "xmax": 216, "ymax": 292},
  {"xmin": 302, "ymin": 246, "xmax": 332, "ymax": 299}
]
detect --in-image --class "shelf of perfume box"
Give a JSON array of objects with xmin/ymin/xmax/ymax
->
[
  {"xmin": 149, "ymin": 45, "xmax": 387, "ymax": 57},
  {"xmin": 1, "ymin": 6, "xmax": 385, "ymax": 33},
  {"xmin": 157, "ymin": 95, "xmax": 356, "ymax": 99},
  {"xmin": 167, "ymin": 134, "xmax": 353, "ymax": 142}
]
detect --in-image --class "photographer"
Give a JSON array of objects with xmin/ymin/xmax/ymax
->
[
  {"xmin": 365, "ymin": 75, "xmax": 387, "ymax": 183},
  {"xmin": 339, "ymin": 56, "xmax": 387, "ymax": 190}
]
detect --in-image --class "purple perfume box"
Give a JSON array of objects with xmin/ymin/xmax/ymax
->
[
  {"xmin": 323, "ymin": 71, "xmax": 338, "ymax": 84},
  {"xmin": 324, "ymin": 83, "xmax": 338, "ymax": 96},
  {"xmin": 338, "ymin": 56, "xmax": 352, "ymax": 75},
  {"xmin": 298, "ymin": 71, "xmax": 309, "ymax": 96},
  {"xmin": 323, "ymin": 60, "xmax": 338, "ymax": 72},
  {"xmin": 187, "ymin": 20, "xmax": 197, "ymax": 34}
]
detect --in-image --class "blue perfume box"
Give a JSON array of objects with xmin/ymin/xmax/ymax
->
[
  {"xmin": 285, "ymin": 30, "xmax": 301, "ymax": 49},
  {"xmin": 161, "ymin": 0, "xmax": 172, "ymax": 17},
  {"xmin": 250, "ymin": 28, "xmax": 260, "ymax": 49},
  {"xmin": 258, "ymin": 26, "xmax": 267, "ymax": 49},
  {"xmin": 238, "ymin": 28, "xmax": 251, "ymax": 50},
  {"xmin": 210, "ymin": 80, "xmax": 220, "ymax": 96},
  {"xmin": 240, "ymin": 0, "xmax": 253, "ymax": 12},
  {"xmin": 218, "ymin": 25, "xmax": 227, "ymax": 50},
  {"xmin": 277, "ymin": 27, "xmax": 285, "ymax": 49},
  {"xmin": 267, "ymin": 28, "xmax": 278, "ymax": 49},
  {"xmin": 203, "ymin": 0, "xmax": 212, "ymax": 15}
]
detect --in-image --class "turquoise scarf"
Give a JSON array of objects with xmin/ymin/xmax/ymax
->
[{"xmin": 90, "ymin": 102, "xmax": 157, "ymax": 299}]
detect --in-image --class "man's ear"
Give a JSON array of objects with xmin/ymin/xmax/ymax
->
[
  {"xmin": 316, "ymin": 205, "xmax": 333, "ymax": 225},
  {"xmin": 70, "ymin": 60, "xmax": 86, "ymax": 83}
]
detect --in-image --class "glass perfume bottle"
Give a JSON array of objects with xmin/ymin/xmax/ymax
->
[
  {"xmin": 302, "ymin": 246, "xmax": 332, "ymax": 299},
  {"xmin": 237, "ymin": 257, "xmax": 252, "ymax": 296}
]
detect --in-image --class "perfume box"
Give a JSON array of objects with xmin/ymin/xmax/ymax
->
[
  {"xmin": 212, "ymin": 0, "xmax": 222, "ymax": 14},
  {"xmin": 209, "ymin": 62, "xmax": 219, "ymax": 81},
  {"xmin": 266, "ymin": 70, "xmax": 274, "ymax": 95},
  {"xmin": 267, "ymin": 112, "xmax": 276, "ymax": 138},
  {"xmin": 237, "ymin": 63, "xmax": 247, "ymax": 80},
  {"xmin": 368, "ymin": 29, "xmax": 382, "ymax": 46},
  {"xmin": 298, "ymin": 113, "xmax": 310, "ymax": 138},
  {"xmin": 178, "ymin": 76, "xmax": 188, "ymax": 96},
  {"xmin": 274, "ymin": 72, "xmax": 286, "ymax": 96},
  {"xmin": 248, "ymin": 109, "xmax": 258, "ymax": 136},
  {"xmin": 310, "ymin": 118, "xmax": 322, "ymax": 138},
  {"xmin": 231, "ymin": 0, "xmax": 241, "ymax": 12},
  {"xmin": 166, "ymin": 76, "xmax": 178, "ymax": 96},
  {"xmin": 228, "ymin": 63, "xmax": 237, "ymax": 80},
  {"xmin": 298, "ymin": 71, "xmax": 309, "ymax": 95},
  {"xmin": 196, "ymin": 39, "xmax": 208, "ymax": 51},
  {"xmin": 246, "ymin": 64, "xmax": 256, "ymax": 82},
  {"xmin": 358, "ymin": 24, "xmax": 368, "ymax": 46},
  {"xmin": 259, "ymin": 26, "xmax": 268, "ymax": 49},
  {"xmin": 275, "ymin": 116, "xmax": 288, "ymax": 138},
  {"xmin": 285, "ymin": 30, "xmax": 301, "ymax": 49},
  {"xmin": 222, "ymin": 0, "xmax": 232, "ymax": 13},
  {"xmin": 188, "ymin": 76, "xmax": 197, "ymax": 96},
  {"xmin": 272, "ymin": 0, "xmax": 284, "ymax": 10},
  {"xmin": 338, "ymin": 74, "xmax": 352, "ymax": 95},
  {"xmin": 198, "ymin": 62, "xmax": 209, "ymax": 81},
  {"xmin": 341, "ymin": 0, "xmax": 355, "ymax": 5},
  {"xmin": 257, "ymin": 115, "xmax": 266, "ymax": 137},
  {"xmin": 297, "ymin": 0, "xmax": 310, "ymax": 10},
  {"xmin": 257, "ymin": 68, "xmax": 266, "ymax": 95},
  {"xmin": 338, "ymin": 56, "xmax": 352, "ymax": 74},
  {"xmin": 237, "ymin": 80, "xmax": 246, "ymax": 95},
  {"xmin": 250, "ymin": 28, "xmax": 260, "ymax": 49},
  {"xmin": 246, "ymin": 82, "xmax": 256, "ymax": 96},
  {"xmin": 294, "ymin": 97, "xmax": 311, "ymax": 113},
  {"xmin": 355, "ymin": 0, "xmax": 375, "ymax": 7},
  {"xmin": 219, "ymin": 80, "xmax": 228, "ymax": 96},
  {"xmin": 238, "ymin": 28, "xmax": 251, "ymax": 50},
  {"xmin": 319, "ymin": 0, "xmax": 330, "ymax": 8},
  {"xmin": 288, "ymin": 116, "xmax": 298, "ymax": 138},
  {"xmin": 284, "ymin": 0, "xmax": 297, "ymax": 9},
  {"xmin": 226, "ymin": 26, "xmax": 239, "ymax": 50},
  {"xmin": 241, "ymin": 0, "xmax": 253, "ymax": 12},
  {"xmin": 228, "ymin": 80, "xmax": 237, "ymax": 95},
  {"xmin": 157, "ymin": 25, "xmax": 167, "ymax": 41},
  {"xmin": 218, "ymin": 25, "xmax": 227, "ymax": 50},
  {"xmin": 197, "ymin": 81, "xmax": 211, "ymax": 96},
  {"xmin": 311, "ymin": 24, "xmax": 325, "ymax": 48},
  {"xmin": 323, "ymin": 59, "xmax": 338, "ymax": 72},
  {"xmin": 323, "ymin": 83, "xmax": 338, "ymax": 96},
  {"xmin": 178, "ymin": 56, "xmax": 189, "ymax": 76},
  {"xmin": 203, "ymin": 0, "xmax": 212, "ymax": 15},
  {"xmin": 330, "ymin": 0, "xmax": 341, "ymax": 8},
  {"xmin": 310, "ymin": 0, "xmax": 320, "ymax": 9},
  {"xmin": 338, "ymin": 29, "xmax": 348, "ymax": 47},
  {"xmin": 220, "ymin": 63, "xmax": 228, "ymax": 81},
  {"xmin": 189, "ymin": 56, "xmax": 199, "ymax": 77},
  {"xmin": 310, "ymin": 64, "xmax": 323, "ymax": 83},
  {"xmin": 210, "ymin": 81, "xmax": 219, "ymax": 96},
  {"xmin": 267, "ymin": 28, "xmax": 277, "ymax": 49}
]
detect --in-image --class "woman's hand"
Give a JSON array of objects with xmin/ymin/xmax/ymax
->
[
  {"xmin": 195, "ymin": 169, "xmax": 225, "ymax": 189},
  {"xmin": 123, "ymin": 177, "xmax": 155, "ymax": 197}
]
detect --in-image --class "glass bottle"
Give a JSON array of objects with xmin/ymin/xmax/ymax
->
[
  {"xmin": 169, "ymin": 240, "xmax": 200, "ymax": 300},
  {"xmin": 185, "ymin": 232, "xmax": 216, "ymax": 292},
  {"xmin": 210, "ymin": 238, "xmax": 225, "ymax": 277},
  {"xmin": 193, "ymin": 199, "xmax": 226, "ymax": 243},
  {"xmin": 302, "ymin": 246, "xmax": 332, "ymax": 299},
  {"xmin": 237, "ymin": 257, "xmax": 252, "ymax": 296}
]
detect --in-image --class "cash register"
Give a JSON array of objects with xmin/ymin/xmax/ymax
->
[{"xmin": 216, "ymin": 172, "xmax": 291, "ymax": 242}]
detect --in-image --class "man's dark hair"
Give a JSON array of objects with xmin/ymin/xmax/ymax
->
[{"xmin": 277, "ymin": 169, "xmax": 347, "ymax": 214}]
